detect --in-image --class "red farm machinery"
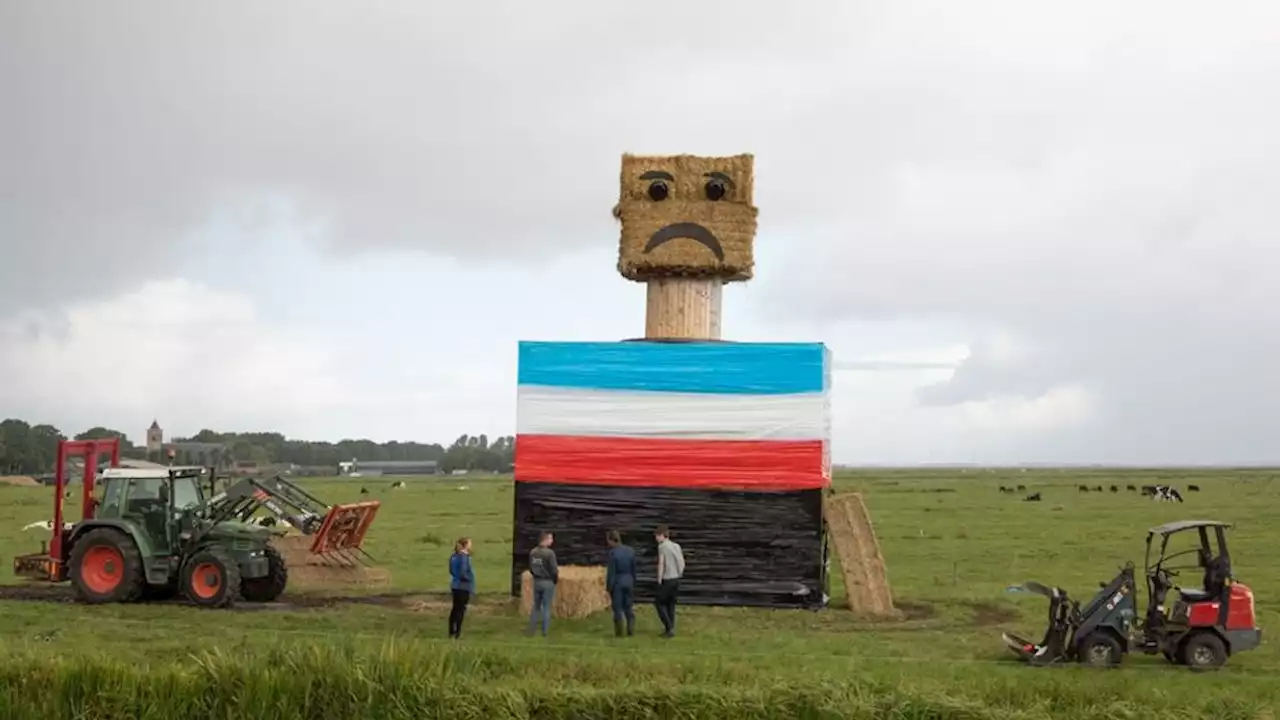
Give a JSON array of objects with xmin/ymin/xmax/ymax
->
[{"xmin": 13, "ymin": 438, "xmax": 380, "ymax": 607}]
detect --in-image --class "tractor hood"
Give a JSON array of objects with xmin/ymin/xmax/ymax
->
[{"xmin": 204, "ymin": 520, "xmax": 277, "ymax": 541}]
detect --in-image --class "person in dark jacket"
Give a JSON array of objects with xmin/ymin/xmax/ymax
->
[
  {"xmin": 605, "ymin": 529, "xmax": 637, "ymax": 637},
  {"xmin": 448, "ymin": 537, "xmax": 474, "ymax": 638},
  {"xmin": 526, "ymin": 530, "xmax": 558, "ymax": 636}
]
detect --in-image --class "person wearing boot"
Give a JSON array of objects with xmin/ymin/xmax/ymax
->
[
  {"xmin": 448, "ymin": 537, "xmax": 474, "ymax": 639},
  {"xmin": 605, "ymin": 530, "xmax": 637, "ymax": 637},
  {"xmin": 653, "ymin": 524, "xmax": 685, "ymax": 638},
  {"xmin": 526, "ymin": 530, "xmax": 559, "ymax": 636}
]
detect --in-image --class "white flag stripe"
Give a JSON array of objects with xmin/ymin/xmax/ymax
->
[{"xmin": 516, "ymin": 386, "xmax": 829, "ymax": 441}]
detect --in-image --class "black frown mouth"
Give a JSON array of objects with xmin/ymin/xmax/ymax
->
[{"xmin": 643, "ymin": 223, "xmax": 724, "ymax": 261}]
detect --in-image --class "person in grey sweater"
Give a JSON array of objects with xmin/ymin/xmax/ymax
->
[
  {"xmin": 526, "ymin": 530, "xmax": 559, "ymax": 636},
  {"xmin": 653, "ymin": 524, "xmax": 685, "ymax": 638}
]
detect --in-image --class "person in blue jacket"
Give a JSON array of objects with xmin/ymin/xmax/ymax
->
[
  {"xmin": 449, "ymin": 537, "xmax": 474, "ymax": 639},
  {"xmin": 605, "ymin": 530, "xmax": 637, "ymax": 637}
]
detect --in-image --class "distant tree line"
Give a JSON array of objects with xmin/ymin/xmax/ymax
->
[{"xmin": 0, "ymin": 418, "xmax": 514, "ymax": 475}]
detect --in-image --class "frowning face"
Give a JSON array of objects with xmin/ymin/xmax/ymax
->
[{"xmin": 615, "ymin": 154, "xmax": 757, "ymax": 282}]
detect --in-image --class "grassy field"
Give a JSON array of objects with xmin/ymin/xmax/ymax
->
[{"xmin": 0, "ymin": 468, "xmax": 1276, "ymax": 718}]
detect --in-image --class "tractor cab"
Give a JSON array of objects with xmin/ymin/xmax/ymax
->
[
  {"xmin": 1137, "ymin": 519, "xmax": 1261, "ymax": 666},
  {"xmin": 1144, "ymin": 520, "xmax": 1231, "ymax": 614},
  {"xmin": 94, "ymin": 467, "xmax": 209, "ymax": 554}
]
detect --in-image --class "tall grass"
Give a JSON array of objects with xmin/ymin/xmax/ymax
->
[{"xmin": 0, "ymin": 642, "xmax": 1272, "ymax": 720}]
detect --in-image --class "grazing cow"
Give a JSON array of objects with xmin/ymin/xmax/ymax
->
[
  {"xmin": 1126, "ymin": 485, "xmax": 1137, "ymax": 492},
  {"xmin": 391, "ymin": 480, "xmax": 406, "ymax": 489},
  {"xmin": 1109, "ymin": 485, "xmax": 1119, "ymax": 493},
  {"xmin": 1188, "ymin": 484, "xmax": 1200, "ymax": 492},
  {"xmin": 999, "ymin": 486, "xmax": 1015, "ymax": 493},
  {"xmin": 1151, "ymin": 485, "xmax": 1184, "ymax": 502},
  {"xmin": 1024, "ymin": 492, "xmax": 1042, "ymax": 502},
  {"xmin": 1092, "ymin": 486, "xmax": 1103, "ymax": 492},
  {"xmin": 359, "ymin": 486, "xmax": 370, "ymax": 495},
  {"xmin": 1017, "ymin": 484, "xmax": 1026, "ymax": 491},
  {"xmin": 1141, "ymin": 485, "xmax": 1157, "ymax": 496},
  {"xmin": 1078, "ymin": 485, "xmax": 1090, "ymax": 492}
]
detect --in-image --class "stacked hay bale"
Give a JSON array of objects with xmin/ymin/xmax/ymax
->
[
  {"xmin": 510, "ymin": 153, "xmax": 842, "ymax": 610},
  {"xmin": 614, "ymin": 153, "xmax": 757, "ymax": 339},
  {"xmin": 519, "ymin": 566, "xmax": 610, "ymax": 619}
]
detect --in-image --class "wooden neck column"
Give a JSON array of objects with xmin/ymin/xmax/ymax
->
[{"xmin": 645, "ymin": 277, "xmax": 723, "ymax": 340}]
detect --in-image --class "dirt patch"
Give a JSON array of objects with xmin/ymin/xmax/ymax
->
[
  {"xmin": 0, "ymin": 476, "xmax": 39, "ymax": 487},
  {"xmin": 962, "ymin": 601, "xmax": 1019, "ymax": 627},
  {"xmin": 893, "ymin": 600, "xmax": 936, "ymax": 621},
  {"xmin": 274, "ymin": 535, "xmax": 392, "ymax": 590}
]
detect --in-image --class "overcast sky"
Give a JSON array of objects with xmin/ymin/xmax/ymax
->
[{"xmin": 3, "ymin": 1, "xmax": 1278, "ymax": 465}]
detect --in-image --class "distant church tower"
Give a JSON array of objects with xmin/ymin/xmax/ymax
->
[{"xmin": 146, "ymin": 420, "xmax": 164, "ymax": 458}]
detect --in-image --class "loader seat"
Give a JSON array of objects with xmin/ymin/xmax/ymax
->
[{"xmin": 1177, "ymin": 588, "xmax": 1213, "ymax": 603}]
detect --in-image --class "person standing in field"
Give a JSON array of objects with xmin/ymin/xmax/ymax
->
[
  {"xmin": 605, "ymin": 529, "xmax": 637, "ymax": 637},
  {"xmin": 448, "ymin": 537, "xmax": 474, "ymax": 639},
  {"xmin": 527, "ymin": 530, "xmax": 559, "ymax": 636},
  {"xmin": 653, "ymin": 524, "xmax": 685, "ymax": 638}
]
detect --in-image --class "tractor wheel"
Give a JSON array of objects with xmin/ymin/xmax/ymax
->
[
  {"xmin": 1077, "ymin": 632, "xmax": 1123, "ymax": 668},
  {"xmin": 68, "ymin": 528, "xmax": 145, "ymax": 604},
  {"xmin": 1180, "ymin": 632, "xmax": 1228, "ymax": 671},
  {"xmin": 181, "ymin": 549, "xmax": 242, "ymax": 608},
  {"xmin": 240, "ymin": 543, "xmax": 288, "ymax": 603}
]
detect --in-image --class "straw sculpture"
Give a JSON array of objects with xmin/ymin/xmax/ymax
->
[
  {"xmin": 519, "ymin": 565, "xmax": 610, "ymax": 619},
  {"xmin": 615, "ymin": 153, "xmax": 757, "ymax": 282}
]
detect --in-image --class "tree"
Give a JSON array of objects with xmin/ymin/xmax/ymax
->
[{"xmin": 0, "ymin": 418, "xmax": 513, "ymax": 475}]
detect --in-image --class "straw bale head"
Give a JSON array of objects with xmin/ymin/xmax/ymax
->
[{"xmin": 615, "ymin": 153, "xmax": 757, "ymax": 282}]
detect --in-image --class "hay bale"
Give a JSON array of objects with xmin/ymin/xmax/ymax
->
[
  {"xmin": 616, "ymin": 153, "xmax": 757, "ymax": 282},
  {"xmin": 519, "ymin": 566, "xmax": 610, "ymax": 620},
  {"xmin": 272, "ymin": 534, "xmax": 391, "ymax": 591},
  {"xmin": 825, "ymin": 493, "xmax": 897, "ymax": 619},
  {"xmin": 0, "ymin": 476, "xmax": 39, "ymax": 487}
]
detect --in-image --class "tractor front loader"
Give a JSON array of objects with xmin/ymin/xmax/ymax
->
[{"xmin": 14, "ymin": 439, "xmax": 381, "ymax": 608}]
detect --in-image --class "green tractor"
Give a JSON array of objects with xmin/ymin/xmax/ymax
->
[{"xmin": 14, "ymin": 438, "xmax": 380, "ymax": 608}]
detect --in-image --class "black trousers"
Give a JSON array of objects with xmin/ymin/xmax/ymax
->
[
  {"xmin": 449, "ymin": 589, "xmax": 470, "ymax": 637},
  {"xmin": 654, "ymin": 578, "xmax": 680, "ymax": 633}
]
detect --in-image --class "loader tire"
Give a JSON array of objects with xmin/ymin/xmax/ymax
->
[
  {"xmin": 240, "ymin": 544, "xmax": 288, "ymax": 603},
  {"xmin": 69, "ymin": 528, "xmax": 145, "ymax": 604},
  {"xmin": 1180, "ymin": 632, "xmax": 1227, "ymax": 671},
  {"xmin": 181, "ymin": 548, "xmax": 241, "ymax": 608},
  {"xmin": 1077, "ymin": 631, "xmax": 1123, "ymax": 667}
]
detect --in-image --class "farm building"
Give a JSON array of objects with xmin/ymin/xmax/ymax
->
[{"xmin": 339, "ymin": 460, "xmax": 439, "ymax": 477}]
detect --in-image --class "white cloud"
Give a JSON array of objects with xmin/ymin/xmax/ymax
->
[{"xmin": 0, "ymin": 279, "xmax": 351, "ymax": 439}]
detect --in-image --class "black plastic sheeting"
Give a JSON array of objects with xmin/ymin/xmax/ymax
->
[{"xmin": 510, "ymin": 481, "xmax": 829, "ymax": 609}]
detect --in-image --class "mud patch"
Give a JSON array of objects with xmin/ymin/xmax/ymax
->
[
  {"xmin": 893, "ymin": 600, "xmax": 936, "ymax": 621},
  {"xmin": 962, "ymin": 600, "xmax": 1019, "ymax": 627}
]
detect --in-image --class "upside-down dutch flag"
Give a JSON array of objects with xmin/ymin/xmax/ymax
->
[{"xmin": 514, "ymin": 341, "xmax": 831, "ymax": 492}]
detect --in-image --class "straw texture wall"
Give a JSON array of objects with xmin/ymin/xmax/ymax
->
[
  {"xmin": 616, "ymin": 154, "xmax": 757, "ymax": 282},
  {"xmin": 519, "ymin": 565, "xmax": 610, "ymax": 619}
]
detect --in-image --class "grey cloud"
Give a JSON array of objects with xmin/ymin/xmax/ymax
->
[{"xmin": 7, "ymin": 0, "xmax": 1280, "ymax": 462}]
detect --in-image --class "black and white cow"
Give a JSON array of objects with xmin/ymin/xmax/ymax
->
[{"xmin": 1150, "ymin": 485, "xmax": 1183, "ymax": 502}]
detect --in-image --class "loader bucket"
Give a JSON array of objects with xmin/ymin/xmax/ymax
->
[
  {"xmin": 1000, "ymin": 581, "xmax": 1073, "ymax": 665},
  {"xmin": 308, "ymin": 501, "xmax": 380, "ymax": 558}
]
